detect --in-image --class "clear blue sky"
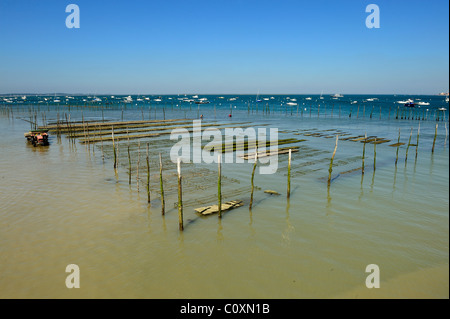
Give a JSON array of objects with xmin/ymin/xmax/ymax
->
[{"xmin": 0, "ymin": 0, "xmax": 448, "ymax": 94}]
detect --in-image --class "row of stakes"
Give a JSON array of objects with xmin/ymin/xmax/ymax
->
[{"xmin": 107, "ymin": 122, "xmax": 443, "ymax": 232}]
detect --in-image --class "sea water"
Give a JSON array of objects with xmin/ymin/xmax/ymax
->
[{"xmin": 0, "ymin": 94, "xmax": 448, "ymax": 298}]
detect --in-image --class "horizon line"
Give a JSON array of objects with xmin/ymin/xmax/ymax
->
[{"xmin": 1, "ymin": 92, "xmax": 449, "ymax": 96}]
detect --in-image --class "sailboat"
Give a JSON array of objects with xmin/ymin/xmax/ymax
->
[{"xmin": 256, "ymin": 90, "xmax": 262, "ymax": 102}]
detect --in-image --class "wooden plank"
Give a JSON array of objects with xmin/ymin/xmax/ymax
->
[
  {"xmin": 195, "ymin": 200, "xmax": 244, "ymax": 215},
  {"xmin": 372, "ymin": 139, "xmax": 391, "ymax": 144},
  {"xmin": 341, "ymin": 136, "xmax": 363, "ymax": 141},
  {"xmin": 389, "ymin": 142, "xmax": 405, "ymax": 147},
  {"xmin": 264, "ymin": 190, "xmax": 280, "ymax": 195}
]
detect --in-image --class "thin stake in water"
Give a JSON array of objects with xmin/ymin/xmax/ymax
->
[
  {"xmin": 218, "ymin": 155, "xmax": 222, "ymax": 218},
  {"xmin": 159, "ymin": 153, "xmax": 165, "ymax": 215},
  {"xmin": 362, "ymin": 133, "xmax": 367, "ymax": 174},
  {"xmin": 395, "ymin": 128, "xmax": 401, "ymax": 165},
  {"xmin": 432, "ymin": 124, "xmax": 438, "ymax": 153},
  {"xmin": 328, "ymin": 135, "xmax": 339, "ymax": 186},
  {"xmin": 405, "ymin": 127, "xmax": 413, "ymax": 163},
  {"xmin": 415, "ymin": 123, "xmax": 420, "ymax": 159},
  {"xmin": 177, "ymin": 158, "xmax": 184, "ymax": 231},
  {"xmin": 146, "ymin": 143, "xmax": 150, "ymax": 204},
  {"xmin": 249, "ymin": 152, "xmax": 258, "ymax": 210},
  {"xmin": 287, "ymin": 149, "xmax": 291, "ymax": 198}
]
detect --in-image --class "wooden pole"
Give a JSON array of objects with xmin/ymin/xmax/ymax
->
[
  {"xmin": 177, "ymin": 158, "xmax": 184, "ymax": 231},
  {"xmin": 128, "ymin": 145, "xmax": 131, "ymax": 184},
  {"xmin": 432, "ymin": 124, "xmax": 438, "ymax": 153},
  {"xmin": 395, "ymin": 128, "xmax": 400, "ymax": 165},
  {"xmin": 146, "ymin": 143, "xmax": 150, "ymax": 204},
  {"xmin": 362, "ymin": 133, "xmax": 367, "ymax": 175},
  {"xmin": 249, "ymin": 152, "xmax": 258, "ymax": 209},
  {"xmin": 328, "ymin": 135, "xmax": 339, "ymax": 186},
  {"xmin": 415, "ymin": 123, "xmax": 420, "ymax": 159},
  {"xmin": 373, "ymin": 138, "xmax": 377, "ymax": 171},
  {"xmin": 112, "ymin": 126, "xmax": 117, "ymax": 169},
  {"xmin": 445, "ymin": 123, "xmax": 448, "ymax": 146},
  {"xmin": 287, "ymin": 149, "xmax": 291, "ymax": 198},
  {"xmin": 218, "ymin": 155, "xmax": 222, "ymax": 218},
  {"xmin": 405, "ymin": 127, "xmax": 413, "ymax": 163},
  {"xmin": 136, "ymin": 141, "xmax": 141, "ymax": 191},
  {"xmin": 159, "ymin": 153, "xmax": 165, "ymax": 214}
]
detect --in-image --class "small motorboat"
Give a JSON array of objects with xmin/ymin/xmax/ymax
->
[
  {"xmin": 404, "ymin": 99, "xmax": 415, "ymax": 107},
  {"xmin": 25, "ymin": 129, "xmax": 49, "ymax": 146}
]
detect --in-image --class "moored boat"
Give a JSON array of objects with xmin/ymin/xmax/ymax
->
[{"xmin": 25, "ymin": 129, "xmax": 49, "ymax": 146}]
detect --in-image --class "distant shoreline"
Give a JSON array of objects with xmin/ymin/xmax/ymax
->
[{"xmin": 0, "ymin": 93, "xmax": 448, "ymax": 97}]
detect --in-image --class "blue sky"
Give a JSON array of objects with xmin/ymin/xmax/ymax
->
[{"xmin": 0, "ymin": 0, "xmax": 448, "ymax": 94}]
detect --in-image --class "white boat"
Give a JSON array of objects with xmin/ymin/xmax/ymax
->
[
  {"xmin": 438, "ymin": 107, "xmax": 447, "ymax": 111},
  {"xmin": 286, "ymin": 102, "xmax": 297, "ymax": 106},
  {"xmin": 256, "ymin": 90, "xmax": 262, "ymax": 102},
  {"xmin": 305, "ymin": 97, "xmax": 312, "ymax": 100},
  {"xmin": 153, "ymin": 99, "xmax": 162, "ymax": 102},
  {"xmin": 124, "ymin": 96, "xmax": 133, "ymax": 103},
  {"xmin": 416, "ymin": 101, "xmax": 430, "ymax": 106},
  {"xmin": 332, "ymin": 94, "xmax": 343, "ymax": 98},
  {"xmin": 351, "ymin": 101, "xmax": 358, "ymax": 104},
  {"xmin": 229, "ymin": 98, "xmax": 237, "ymax": 101},
  {"xmin": 192, "ymin": 95, "xmax": 198, "ymax": 98}
]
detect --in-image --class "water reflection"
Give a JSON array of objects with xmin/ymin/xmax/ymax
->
[
  {"xmin": 326, "ymin": 185, "xmax": 333, "ymax": 214},
  {"xmin": 370, "ymin": 169, "xmax": 375, "ymax": 193},
  {"xmin": 25, "ymin": 143, "xmax": 50, "ymax": 153},
  {"xmin": 359, "ymin": 173, "xmax": 364, "ymax": 201},
  {"xmin": 282, "ymin": 198, "xmax": 294, "ymax": 244},
  {"xmin": 217, "ymin": 219, "xmax": 224, "ymax": 243},
  {"xmin": 393, "ymin": 164, "xmax": 398, "ymax": 192}
]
